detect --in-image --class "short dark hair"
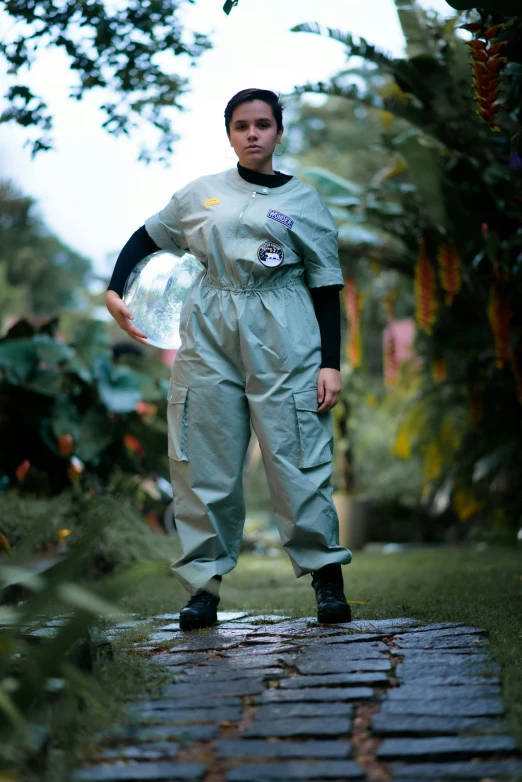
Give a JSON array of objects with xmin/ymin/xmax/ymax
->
[{"xmin": 224, "ymin": 89, "xmax": 285, "ymax": 134}]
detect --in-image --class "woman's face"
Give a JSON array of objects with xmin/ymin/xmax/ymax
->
[{"xmin": 228, "ymin": 99, "xmax": 283, "ymax": 172}]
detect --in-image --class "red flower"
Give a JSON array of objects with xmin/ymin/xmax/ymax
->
[
  {"xmin": 414, "ymin": 238, "xmax": 438, "ymax": 334},
  {"xmin": 465, "ymin": 22, "xmax": 508, "ymax": 132},
  {"xmin": 15, "ymin": 460, "xmax": 30, "ymax": 481},
  {"xmin": 123, "ymin": 435, "xmax": 145, "ymax": 457},
  {"xmin": 487, "ymin": 272, "xmax": 511, "ymax": 369},
  {"xmin": 58, "ymin": 434, "xmax": 74, "ymax": 456},
  {"xmin": 343, "ymin": 277, "xmax": 363, "ymax": 368},
  {"xmin": 437, "ymin": 245, "xmax": 462, "ymax": 306}
]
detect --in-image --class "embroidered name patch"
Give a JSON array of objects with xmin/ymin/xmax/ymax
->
[
  {"xmin": 258, "ymin": 241, "xmax": 284, "ymax": 268},
  {"xmin": 267, "ymin": 209, "xmax": 294, "ymax": 229},
  {"xmin": 204, "ymin": 198, "xmax": 221, "ymax": 206}
]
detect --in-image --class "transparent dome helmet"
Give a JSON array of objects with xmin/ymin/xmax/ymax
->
[{"xmin": 122, "ymin": 250, "xmax": 203, "ymax": 349}]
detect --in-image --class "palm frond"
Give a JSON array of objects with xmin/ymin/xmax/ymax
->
[
  {"xmin": 291, "ymin": 22, "xmax": 397, "ymax": 69},
  {"xmin": 294, "ymin": 80, "xmax": 437, "ymax": 137}
]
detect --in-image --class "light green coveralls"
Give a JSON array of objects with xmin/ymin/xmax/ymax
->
[{"xmin": 145, "ymin": 167, "xmax": 352, "ymax": 595}]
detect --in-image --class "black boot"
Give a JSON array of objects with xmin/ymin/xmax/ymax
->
[
  {"xmin": 311, "ymin": 563, "xmax": 352, "ymax": 624},
  {"xmin": 179, "ymin": 577, "xmax": 221, "ymax": 631}
]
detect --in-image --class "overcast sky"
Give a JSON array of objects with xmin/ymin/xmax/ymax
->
[{"xmin": 0, "ymin": 0, "xmax": 453, "ymax": 278}]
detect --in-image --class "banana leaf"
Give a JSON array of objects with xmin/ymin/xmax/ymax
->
[
  {"xmin": 394, "ymin": 130, "xmax": 448, "ymax": 228},
  {"xmin": 0, "ymin": 339, "xmax": 38, "ymax": 380},
  {"xmin": 298, "ymin": 166, "xmax": 363, "ymax": 197},
  {"xmin": 395, "ymin": 0, "xmax": 437, "ymax": 60},
  {"xmin": 94, "ymin": 356, "xmax": 141, "ymax": 414},
  {"xmin": 33, "ymin": 336, "xmax": 74, "ymax": 365},
  {"xmin": 338, "ymin": 223, "xmax": 384, "ymax": 246},
  {"xmin": 75, "ymin": 407, "xmax": 114, "ymax": 465}
]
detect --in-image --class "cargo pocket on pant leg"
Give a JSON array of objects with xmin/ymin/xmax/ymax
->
[
  {"xmin": 167, "ymin": 382, "xmax": 189, "ymax": 461},
  {"xmin": 293, "ymin": 387, "xmax": 334, "ymax": 469}
]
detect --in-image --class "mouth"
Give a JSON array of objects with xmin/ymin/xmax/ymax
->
[{"xmin": 245, "ymin": 145, "xmax": 261, "ymax": 151}]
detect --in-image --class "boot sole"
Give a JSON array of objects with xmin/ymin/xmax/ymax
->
[
  {"xmin": 317, "ymin": 606, "xmax": 352, "ymax": 624},
  {"xmin": 179, "ymin": 614, "xmax": 218, "ymax": 631}
]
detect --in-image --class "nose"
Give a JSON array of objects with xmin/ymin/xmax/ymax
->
[{"xmin": 247, "ymin": 125, "xmax": 259, "ymax": 141}]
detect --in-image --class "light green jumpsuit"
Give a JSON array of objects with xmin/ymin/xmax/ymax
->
[{"xmin": 145, "ymin": 167, "xmax": 352, "ymax": 595}]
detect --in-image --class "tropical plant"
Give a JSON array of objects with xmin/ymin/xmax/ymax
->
[
  {"xmin": 0, "ymin": 317, "xmax": 170, "ymax": 497},
  {"xmin": 0, "ymin": 504, "xmax": 168, "ymax": 780},
  {"xmin": 287, "ymin": 1, "xmax": 522, "ymax": 538}
]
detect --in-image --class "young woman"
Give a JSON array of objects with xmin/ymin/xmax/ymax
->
[{"xmin": 106, "ymin": 89, "xmax": 353, "ymax": 630}]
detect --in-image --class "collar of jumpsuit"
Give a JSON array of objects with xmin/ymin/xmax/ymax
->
[
  {"xmin": 236, "ymin": 162, "xmax": 292, "ymax": 189},
  {"xmin": 230, "ymin": 164, "xmax": 301, "ymax": 196}
]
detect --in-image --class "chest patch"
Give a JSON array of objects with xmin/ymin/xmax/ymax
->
[
  {"xmin": 258, "ymin": 241, "xmax": 284, "ymax": 268},
  {"xmin": 267, "ymin": 209, "xmax": 294, "ymax": 229},
  {"xmin": 204, "ymin": 197, "xmax": 221, "ymax": 206}
]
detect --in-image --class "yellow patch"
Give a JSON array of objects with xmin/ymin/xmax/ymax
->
[{"xmin": 204, "ymin": 197, "xmax": 221, "ymax": 207}]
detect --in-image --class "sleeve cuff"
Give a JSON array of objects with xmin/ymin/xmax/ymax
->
[
  {"xmin": 144, "ymin": 213, "xmax": 183, "ymax": 253},
  {"xmin": 306, "ymin": 274, "xmax": 344, "ymax": 291}
]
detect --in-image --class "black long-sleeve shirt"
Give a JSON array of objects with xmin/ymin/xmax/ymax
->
[{"xmin": 107, "ymin": 163, "xmax": 341, "ymax": 370}]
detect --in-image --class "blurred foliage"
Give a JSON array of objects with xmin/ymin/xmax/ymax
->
[
  {"xmin": 0, "ymin": 490, "xmax": 180, "ymax": 576},
  {"xmin": 0, "ymin": 0, "xmax": 212, "ymax": 161},
  {"xmin": 0, "ymin": 317, "xmax": 171, "ymax": 498},
  {"xmin": 288, "ymin": 1, "xmax": 522, "ymax": 539},
  {"xmin": 0, "ymin": 180, "xmax": 92, "ymax": 317},
  {"xmin": 0, "ymin": 501, "xmax": 170, "ymax": 779}
]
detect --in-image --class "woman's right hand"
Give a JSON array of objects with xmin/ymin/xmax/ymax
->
[{"xmin": 106, "ymin": 290, "xmax": 149, "ymax": 345}]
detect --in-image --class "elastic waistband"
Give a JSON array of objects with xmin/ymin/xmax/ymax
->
[{"xmin": 201, "ymin": 276, "xmax": 306, "ymax": 293}]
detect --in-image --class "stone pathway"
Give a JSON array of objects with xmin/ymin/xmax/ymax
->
[{"xmin": 73, "ymin": 614, "xmax": 522, "ymax": 782}]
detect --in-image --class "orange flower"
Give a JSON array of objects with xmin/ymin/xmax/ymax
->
[
  {"xmin": 15, "ymin": 460, "xmax": 30, "ymax": 481},
  {"xmin": 432, "ymin": 357, "xmax": 447, "ymax": 383},
  {"xmin": 414, "ymin": 239, "xmax": 438, "ymax": 334},
  {"xmin": 58, "ymin": 434, "xmax": 74, "ymax": 456},
  {"xmin": 468, "ymin": 385, "xmax": 484, "ymax": 425},
  {"xmin": 487, "ymin": 273, "xmax": 511, "ymax": 369},
  {"xmin": 0, "ymin": 533, "xmax": 11, "ymax": 555},
  {"xmin": 343, "ymin": 277, "xmax": 363, "ymax": 368},
  {"xmin": 135, "ymin": 401, "xmax": 158, "ymax": 419},
  {"xmin": 383, "ymin": 328, "xmax": 399, "ymax": 387},
  {"xmin": 437, "ymin": 245, "xmax": 462, "ymax": 306},
  {"xmin": 123, "ymin": 434, "xmax": 145, "ymax": 457}
]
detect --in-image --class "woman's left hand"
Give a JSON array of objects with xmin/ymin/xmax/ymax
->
[{"xmin": 317, "ymin": 368, "xmax": 342, "ymax": 413}]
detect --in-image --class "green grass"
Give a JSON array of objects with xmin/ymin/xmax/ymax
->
[{"xmin": 117, "ymin": 543, "xmax": 522, "ymax": 747}]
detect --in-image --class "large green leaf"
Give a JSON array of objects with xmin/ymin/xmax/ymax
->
[
  {"xmin": 75, "ymin": 407, "xmax": 114, "ymax": 465},
  {"xmin": 74, "ymin": 320, "xmax": 111, "ymax": 368},
  {"xmin": 0, "ymin": 687, "xmax": 26, "ymax": 729},
  {"xmin": 95, "ymin": 360, "xmax": 142, "ymax": 414},
  {"xmin": 338, "ymin": 223, "xmax": 384, "ymax": 246},
  {"xmin": 393, "ymin": 131, "xmax": 448, "ymax": 228},
  {"xmin": 56, "ymin": 582, "xmax": 118, "ymax": 616},
  {"xmin": 33, "ymin": 335, "xmax": 75, "ymax": 365},
  {"xmin": 51, "ymin": 396, "xmax": 80, "ymax": 441},
  {"xmin": 0, "ymin": 566, "xmax": 45, "ymax": 591},
  {"xmin": 20, "ymin": 370, "xmax": 63, "ymax": 397},
  {"xmin": 298, "ymin": 167, "xmax": 363, "ymax": 197},
  {"xmin": 0, "ymin": 338, "xmax": 37, "ymax": 380}
]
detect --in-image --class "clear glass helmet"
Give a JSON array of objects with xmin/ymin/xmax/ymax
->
[{"xmin": 122, "ymin": 250, "xmax": 203, "ymax": 349}]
